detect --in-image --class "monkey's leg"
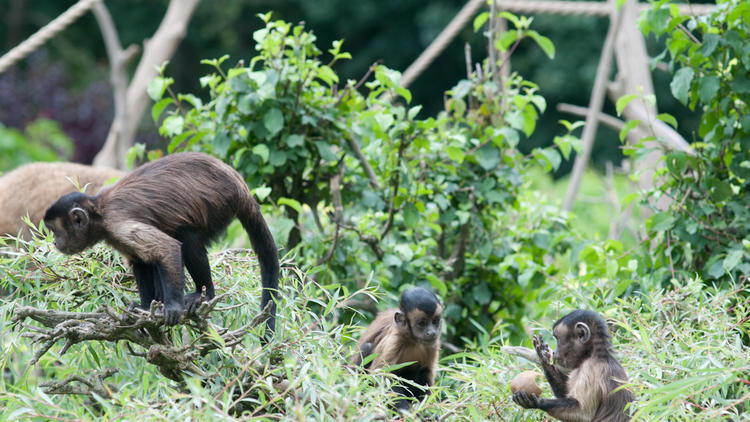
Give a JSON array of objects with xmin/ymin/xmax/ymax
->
[
  {"xmin": 178, "ymin": 229, "xmax": 214, "ymax": 314},
  {"xmin": 538, "ymin": 397, "xmax": 592, "ymax": 422},
  {"xmin": 132, "ymin": 261, "xmax": 157, "ymax": 310},
  {"xmin": 111, "ymin": 221, "xmax": 186, "ymax": 325}
]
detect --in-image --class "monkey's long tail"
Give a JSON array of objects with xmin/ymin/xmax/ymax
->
[{"xmin": 238, "ymin": 201, "xmax": 280, "ymax": 341}]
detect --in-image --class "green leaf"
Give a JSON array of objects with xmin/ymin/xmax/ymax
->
[
  {"xmin": 151, "ymin": 98, "xmax": 174, "ymax": 123},
  {"xmin": 471, "ymin": 283, "xmax": 492, "ymax": 306},
  {"xmin": 475, "ymin": 145, "xmax": 500, "ymax": 170},
  {"xmin": 161, "ymin": 115, "xmax": 184, "ymax": 137},
  {"xmin": 147, "ymin": 76, "xmax": 170, "ymax": 101},
  {"xmin": 619, "ymin": 120, "xmax": 641, "ymax": 142},
  {"xmin": 252, "ymin": 144, "xmax": 270, "ymax": 162},
  {"xmin": 697, "ymin": 76, "xmax": 720, "ymax": 104},
  {"xmin": 670, "ymin": 67, "xmax": 694, "ymax": 105},
  {"xmin": 446, "ymin": 146, "xmax": 464, "ymax": 163},
  {"xmin": 616, "ymin": 94, "xmax": 638, "ymax": 116},
  {"xmin": 213, "ymin": 131, "xmax": 231, "ymax": 157},
  {"xmin": 253, "ymin": 186, "xmax": 272, "ymax": 201},
  {"xmin": 314, "ymin": 141, "xmax": 337, "ymax": 162},
  {"xmin": 497, "ymin": 30, "xmax": 519, "ymax": 52},
  {"xmin": 656, "ymin": 113, "xmax": 678, "ymax": 129},
  {"xmin": 526, "ymin": 30, "xmax": 555, "ymax": 59},
  {"xmin": 647, "ymin": 212, "xmax": 675, "ymax": 232},
  {"xmin": 473, "ymin": 12, "xmax": 490, "ymax": 32},
  {"xmin": 263, "ymin": 108, "xmax": 284, "ymax": 136},
  {"xmin": 278, "ymin": 197, "xmax": 302, "ymax": 213},
  {"xmin": 285, "ymin": 134, "xmax": 304, "ymax": 147},
  {"xmin": 723, "ymin": 249, "xmax": 744, "ymax": 272}
]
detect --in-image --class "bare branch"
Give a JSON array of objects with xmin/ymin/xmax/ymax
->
[
  {"xmin": 94, "ymin": 0, "xmax": 201, "ymax": 168},
  {"xmin": 347, "ymin": 135, "xmax": 381, "ymax": 189},
  {"xmin": 41, "ymin": 368, "xmax": 118, "ymax": 399},
  {"xmin": 12, "ymin": 292, "xmax": 269, "ymax": 381}
]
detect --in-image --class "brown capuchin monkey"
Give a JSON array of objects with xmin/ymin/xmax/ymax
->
[
  {"xmin": 43, "ymin": 152, "xmax": 279, "ymax": 337},
  {"xmin": 352, "ymin": 287, "xmax": 443, "ymax": 411},
  {"xmin": 513, "ymin": 310, "xmax": 635, "ymax": 421},
  {"xmin": 0, "ymin": 162, "xmax": 123, "ymax": 239}
]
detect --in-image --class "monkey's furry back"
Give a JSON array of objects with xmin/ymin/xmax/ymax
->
[{"xmin": 97, "ymin": 153, "xmax": 255, "ymax": 241}]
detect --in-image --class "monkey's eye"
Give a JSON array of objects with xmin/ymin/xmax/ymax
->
[
  {"xmin": 418, "ymin": 319, "xmax": 427, "ymax": 328},
  {"xmin": 433, "ymin": 317, "xmax": 440, "ymax": 325}
]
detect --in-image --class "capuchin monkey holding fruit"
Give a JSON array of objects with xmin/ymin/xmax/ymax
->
[{"xmin": 512, "ymin": 310, "xmax": 634, "ymax": 421}]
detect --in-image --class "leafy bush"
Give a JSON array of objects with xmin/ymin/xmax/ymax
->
[
  {"xmin": 1, "ymin": 234, "xmax": 746, "ymax": 420},
  {"xmin": 149, "ymin": 12, "xmax": 582, "ymax": 343},
  {"xmin": 636, "ymin": 0, "xmax": 750, "ymax": 283}
]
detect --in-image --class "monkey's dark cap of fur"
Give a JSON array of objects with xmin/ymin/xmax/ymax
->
[
  {"xmin": 400, "ymin": 287, "xmax": 440, "ymax": 315},
  {"xmin": 44, "ymin": 191, "xmax": 90, "ymax": 221}
]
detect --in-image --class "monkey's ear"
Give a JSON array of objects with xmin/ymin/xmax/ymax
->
[
  {"xmin": 69, "ymin": 207, "xmax": 90, "ymax": 229},
  {"xmin": 394, "ymin": 310, "xmax": 407, "ymax": 328},
  {"xmin": 574, "ymin": 322, "xmax": 591, "ymax": 343}
]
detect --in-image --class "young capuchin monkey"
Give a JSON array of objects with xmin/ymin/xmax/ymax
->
[
  {"xmin": 43, "ymin": 152, "xmax": 279, "ymax": 336},
  {"xmin": 352, "ymin": 287, "xmax": 443, "ymax": 411},
  {"xmin": 513, "ymin": 310, "xmax": 635, "ymax": 421}
]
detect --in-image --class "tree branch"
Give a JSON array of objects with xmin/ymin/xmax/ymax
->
[
  {"xmin": 93, "ymin": 0, "xmax": 201, "ymax": 168},
  {"xmin": 12, "ymin": 293, "xmax": 271, "ymax": 381}
]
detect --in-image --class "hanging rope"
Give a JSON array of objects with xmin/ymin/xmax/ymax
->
[{"xmin": 0, "ymin": 0, "xmax": 101, "ymax": 74}]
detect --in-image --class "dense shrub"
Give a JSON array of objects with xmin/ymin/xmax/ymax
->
[
  {"xmin": 635, "ymin": 0, "xmax": 750, "ymax": 284},
  {"xmin": 150, "ymin": 13, "xmax": 582, "ymax": 343}
]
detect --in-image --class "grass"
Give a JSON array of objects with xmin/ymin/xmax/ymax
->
[{"xmin": 0, "ymin": 231, "xmax": 748, "ymax": 420}]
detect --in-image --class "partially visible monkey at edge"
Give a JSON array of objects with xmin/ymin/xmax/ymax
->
[
  {"xmin": 512, "ymin": 309, "xmax": 635, "ymax": 421},
  {"xmin": 43, "ymin": 152, "xmax": 280, "ymax": 336},
  {"xmin": 0, "ymin": 162, "xmax": 124, "ymax": 239},
  {"xmin": 352, "ymin": 286, "xmax": 443, "ymax": 411}
]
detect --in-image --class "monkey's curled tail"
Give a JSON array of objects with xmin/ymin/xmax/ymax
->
[{"xmin": 238, "ymin": 202, "xmax": 280, "ymax": 340}]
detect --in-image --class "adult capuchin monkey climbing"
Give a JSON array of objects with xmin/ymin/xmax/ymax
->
[
  {"xmin": 512, "ymin": 310, "xmax": 635, "ymax": 421},
  {"xmin": 0, "ymin": 162, "xmax": 123, "ymax": 239},
  {"xmin": 352, "ymin": 287, "xmax": 443, "ymax": 411},
  {"xmin": 43, "ymin": 152, "xmax": 280, "ymax": 335}
]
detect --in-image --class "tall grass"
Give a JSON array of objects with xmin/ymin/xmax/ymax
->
[{"xmin": 1, "ymin": 233, "xmax": 747, "ymax": 420}]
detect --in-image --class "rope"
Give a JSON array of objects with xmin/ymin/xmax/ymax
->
[
  {"xmin": 0, "ymin": 0, "xmax": 101, "ymax": 74},
  {"xmin": 496, "ymin": 0, "xmax": 716, "ymax": 17}
]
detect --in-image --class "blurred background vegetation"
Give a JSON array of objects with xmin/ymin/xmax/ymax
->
[{"xmin": 0, "ymin": 0, "xmax": 706, "ymax": 170}]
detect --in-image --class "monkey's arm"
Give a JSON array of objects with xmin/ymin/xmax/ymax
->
[
  {"xmin": 109, "ymin": 220, "xmax": 185, "ymax": 325},
  {"xmin": 534, "ymin": 334, "xmax": 569, "ymax": 398},
  {"xmin": 513, "ymin": 391, "xmax": 594, "ymax": 422}
]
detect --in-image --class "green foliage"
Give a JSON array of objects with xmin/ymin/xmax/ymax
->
[
  {"xmin": 637, "ymin": 0, "xmax": 750, "ymax": 283},
  {"xmin": 0, "ymin": 118, "xmax": 73, "ymax": 171},
  {"xmin": 150, "ymin": 13, "xmax": 574, "ymax": 343},
  {"xmin": 1, "ymin": 234, "xmax": 746, "ymax": 419}
]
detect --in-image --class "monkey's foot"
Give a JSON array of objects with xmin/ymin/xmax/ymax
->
[{"xmin": 184, "ymin": 292, "xmax": 208, "ymax": 315}]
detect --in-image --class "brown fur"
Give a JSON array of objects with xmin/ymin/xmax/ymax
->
[
  {"xmin": 0, "ymin": 162, "xmax": 123, "ymax": 239},
  {"xmin": 42, "ymin": 152, "xmax": 279, "ymax": 331},
  {"xmin": 513, "ymin": 310, "xmax": 634, "ymax": 422},
  {"xmin": 354, "ymin": 309, "xmax": 440, "ymax": 385}
]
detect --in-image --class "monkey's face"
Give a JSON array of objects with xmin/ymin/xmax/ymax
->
[
  {"xmin": 45, "ymin": 216, "xmax": 91, "ymax": 254},
  {"xmin": 44, "ymin": 192, "xmax": 97, "ymax": 255},
  {"xmin": 400, "ymin": 308, "xmax": 442, "ymax": 345},
  {"xmin": 552, "ymin": 321, "xmax": 592, "ymax": 369}
]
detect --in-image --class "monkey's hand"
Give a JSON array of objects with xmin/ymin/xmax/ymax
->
[
  {"xmin": 533, "ymin": 334, "xmax": 552, "ymax": 366},
  {"xmin": 512, "ymin": 391, "xmax": 541, "ymax": 409}
]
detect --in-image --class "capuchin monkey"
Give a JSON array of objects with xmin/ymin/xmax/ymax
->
[
  {"xmin": 0, "ymin": 162, "xmax": 123, "ymax": 240},
  {"xmin": 353, "ymin": 287, "xmax": 443, "ymax": 411},
  {"xmin": 513, "ymin": 310, "xmax": 635, "ymax": 421},
  {"xmin": 43, "ymin": 152, "xmax": 280, "ymax": 336}
]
